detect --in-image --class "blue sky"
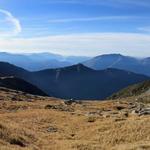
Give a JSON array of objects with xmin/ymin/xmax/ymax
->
[{"xmin": 0, "ymin": 0, "xmax": 150, "ymax": 57}]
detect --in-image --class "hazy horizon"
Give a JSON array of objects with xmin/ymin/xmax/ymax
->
[{"xmin": 0, "ymin": 51, "xmax": 148, "ymax": 58}]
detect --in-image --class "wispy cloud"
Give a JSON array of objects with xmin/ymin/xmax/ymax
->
[
  {"xmin": 46, "ymin": 0, "xmax": 150, "ymax": 7},
  {"xmin": 138, "ymin": 26, "xmax": 150, "ymax": 33},
  {"xmin": 0, "ymin": 32, "xmax": 150, "ymax": 57},
  {"xmin": 115, "ymin": 0, "xmax": 150, "ymax": 7},
  {"xmin": 49, "ymin": 16, "xmax": 137, "ymax": 23},
  {"xmin": 0, "ymin": 9, "xmax": 22, "ymax": 37}
]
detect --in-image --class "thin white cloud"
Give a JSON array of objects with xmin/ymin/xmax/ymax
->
[
  {"xmin": 115, "ymin": 0, "xmax": 150, "ymax": 7},
  {"xmin": 0, "ymin": 32, "xmax": 150, "ymax": 57},
  {"xmin": 0, "ymin": 9, "xmax": 22, "ymax": 36},
  {"xmin": 138, "ymin": 26, "xmax": 150, "ymax": 33},
  {"xmin": 46, "ymin": 0, "xmax": 150, "ymax": 7},
  {"xmin": 49, "ymin": 16, "xmax": 137, "ymax": 23}
]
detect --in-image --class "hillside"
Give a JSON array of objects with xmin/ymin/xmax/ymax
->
[
  {"xmin": 34, "ymin": 64, "xmax": 149, "ymax": 99},
  {"xmin": 0, "ymin": 76, "xmax": 47, "ymax": 96},
  {"xmin": 108, "ymin": 80, "xmax": 150, "ymax": 100},
  {"xmin": 0, "ymin": 87, "xmax": 150, "ymax": 149},
  {"xmin": 0, "ymin": 62, "xmax": 29, "ymax": 78},
  {"xmin": 0, "ymin": 62, "xmax": 149, "ymax": 100},
  {"xmin": 83, "ymin": 54, "xmax": 150, "ymax": 76}
]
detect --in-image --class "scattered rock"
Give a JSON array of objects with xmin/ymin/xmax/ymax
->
[
  {"xmin": 110, "ymin": 111, "xmax": 120, "ymax": 115},
  {"xmin": 114, "ymin": 105, "xmax": 126, "ymax": 111},
  {"xmin": 138, "ymin": 108, "xmax": 150, "ymax": 116},
  {"xmin": 9, "ymin": 137, "xmax": 26, "ymax": 147},
  {"xmin": 45, "ymin": 105, "xmax": 55, "ymax": 109},
  {"xmin": 64, "ymin": 100, "xmax": 76, "ymax": 105},
  {"xmin": 47, "ymin": 126, "xmax": 58, "ymax": 133},
  {"xmin": 121, "ymin": 111, "xmax": 129, "ymax": 117},
  {"xmin": 45, "ymin": 104, "xmax": 74, "ymax": 112},
  {"xmin": 131, "ymin": 110, "xmax": 138, "ymax": 115},
  {"xmin": 87, "ymin": 116, "xmax": 97, "ymax": 123},
  {"xmin": 114, "ymin": 118, "xmax": 126, "ymax": 122},
  {"xmin": 103, "ymin": 114, "xmax": 110, "ymax": 118},
  {"xmin": 64, "ymin": 100, "xmax": 82, "ymax": 105},
  {"xmin": 71, "ymin": 133, "xmax": 75, "ymax": 137},
  {"xmin": 131, "ymin": 104, "xmax": 150, "ymax": 116},
  {"xmin": 86, "ymin": 111, "xmax": 102, "ymax": 116}
]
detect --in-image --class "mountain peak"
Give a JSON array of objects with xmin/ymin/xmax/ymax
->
[
  {"xmin": 62, "ymin": 63, "xmax": 95, "ymax": 73},
  {"xmin": 95, "ymin": 53, "xmax": 123, "ymax": 59}
]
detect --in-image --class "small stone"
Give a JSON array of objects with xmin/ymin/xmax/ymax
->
[
  {"xmin": 45, "ymin": 104, "xmax": 74, "ymax": 112},
  {"xmin": 64, "ymin": 100, "xmax": 75, "ymax": 105},
  {"xmin": 64, "ymin": 100, "xmax": 82, "ymax": 105},
  {"xmin": 87, "ymin": 116, "xmax": 97, "ymax": 123},
  {"xmin": 114, "ymin": 118, "xmax": 126, "ymax": 122},
  {"xmin": 115, "ymin": 105, "xmax": 126, "ymax": 111},
  {"xmin": 131, "ymin": 110, "xmax": 138, "ymax": 115},
  {"xmin": 103, "ymin": 114, "xmax": 110, "ymax": 118},
  {"xmin": 121, "ymin": 111, "xmax": 129, "ymax": 117},
  {"xmin": 47, "ymin": 127, "xmax": 58, "ymax": 133},
  {"xmin": 138, "ymin": 108, "xmax": 150, "ymax": 116}
]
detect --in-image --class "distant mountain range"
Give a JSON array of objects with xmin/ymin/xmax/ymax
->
[
  {"xmin": 0, "ymin": 52, "xmax": 149, "ymax": 77},
  {"xmin": 83, "ymin": 54, "xmax": 150, "ymax": 76},
  {"xmin": 0, "ymin": 62, "xmax": 149, "ymax": 100},
  {"xmin": 0, "ymin": 52, "xmax": 90, "ymax": 71}
]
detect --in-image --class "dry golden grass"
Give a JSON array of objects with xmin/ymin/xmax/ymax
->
[{"xmin": 0, "ymin": 87, "xmax": 150, "ymax": 150}]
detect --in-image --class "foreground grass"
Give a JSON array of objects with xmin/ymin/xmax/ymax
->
[{"xmin": 0, "ymin": 88, "xmax": 150, "ymax": 150}]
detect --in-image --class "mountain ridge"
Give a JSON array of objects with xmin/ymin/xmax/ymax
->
[
  {"xmin": 0, "ymin": 76, "xmax": 47, "ymax": 96},
  {"xmin": 83, "ymin": 54, "xmax": 150, "ymax": 76},
  {"xmin": 0, "ymin": 61, "xmax": 149, "ymax": 100},
  {"xmin": 108, "ymin": 80, "xmax": 150, "ymax": 100},
  {"xmin": 34, "ymin": 63, "xmax": 149, "ymax": 99},
  {"xmin": 0, "ymin": 52, "xmax": 90, "ymax": 71}
]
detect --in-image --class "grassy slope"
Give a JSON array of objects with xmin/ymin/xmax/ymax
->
[
  {"xmin": 0, "ymin": 87, "xmax": 150, "ymax": 149},
  {"xmin": 108, "ymin": 80, "xmax": 150, "ymax": 100}
]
